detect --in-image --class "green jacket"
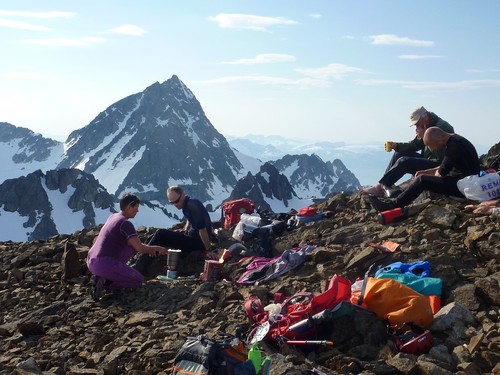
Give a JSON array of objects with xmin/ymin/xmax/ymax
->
[{"xmin": 396, "ymin": 112, "xmax": 454, "ymax": 163}]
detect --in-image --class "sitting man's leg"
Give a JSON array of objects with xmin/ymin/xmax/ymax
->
[
  {"xmin": 384, "ymin": 151, "xmax": 422, "ymax": 175},
  {"xmin": 361, "ymin": 156, "xmax": 438, "ymax": 197},
  {"xmin": 380, "ymin": 157, "xmax": 440, "ymax": 187},
  {"xmin": 369, "ymin": 174, "xmax": 462, "ymax": 212},
  {"xmin": 133, "ymin": 229, "xmax": 206, "ymax": 276},
  {"xmin": 132, "ymin": 228, "xmax": 184, "ymax": 276},
  {"xmin": 394, "ymin": 174, "xmax": 462, "ymax": 207}
]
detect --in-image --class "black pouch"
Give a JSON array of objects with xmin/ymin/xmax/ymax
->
[
  {"xmin": 172, "ymin": 336, "xmax": 222, "ymax": 375},
  {"xmin": 172, "ymin": 333, "xmax": 248, "ymax": 375}
]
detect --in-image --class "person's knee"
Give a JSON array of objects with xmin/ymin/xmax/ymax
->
[
  {"xmin": 148, "ymin": 228, "xmax": 169, "ymax": 245},
  {"xmin": 396, "ymin": 156, "xmax": 412, "ymax": 163},
  {"xmin": 417, "ymin": 174, "xmax": 437, "ymax": 189},
  {"xmin": 393, "ymin": 156, "xmax": 411, "ymax": 167}
]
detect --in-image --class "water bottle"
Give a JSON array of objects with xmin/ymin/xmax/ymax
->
[
  {"xmin": 248, "ymin": 342, "xmax": 262, "ymax": 374},
  {"xmin": 377, "ymin": 207, "xmax": 408, "ymax": 224}
]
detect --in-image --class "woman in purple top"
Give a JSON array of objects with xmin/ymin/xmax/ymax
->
[{"xmin": 87, "ymin": 193, "xmax": 167, "ymax": 301}]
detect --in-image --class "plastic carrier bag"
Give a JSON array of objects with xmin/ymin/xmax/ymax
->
[{"xmin": 457, "ymin": 171, "xmax": 500, "ymax": 202}]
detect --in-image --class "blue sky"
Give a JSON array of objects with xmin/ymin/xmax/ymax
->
[{"xmin": 1, "ymin": 1, "xmax": 499, "ymax": 149}]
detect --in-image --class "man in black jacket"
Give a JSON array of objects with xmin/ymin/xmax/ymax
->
[
  {"xmin": 369, "ymin": 127, "xmax": 480, "ymax": 212},
  {"xmin": 361, "ymin": 106, "xmax": 454, "ymax": 197}
]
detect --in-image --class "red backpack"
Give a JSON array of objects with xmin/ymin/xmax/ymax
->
[
  {"xmin": 297, "ymin": 206, "xmax": 317, "ymax": 217},
  {"xmin": 222, "ymin": 198, "xmax": 255, "ymax": 229},
  {"xmin": 246, "ymin": 275, "xmax": 352, "ymax": 343}
]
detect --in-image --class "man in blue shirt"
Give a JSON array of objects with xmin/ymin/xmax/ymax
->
[
  {"xmin": 133, "ymin": 186, "xmax": 218, "ymax": 276},
  {"xmin": 161, "ymin": 185, "xmax": 217, "ymax": 253}
]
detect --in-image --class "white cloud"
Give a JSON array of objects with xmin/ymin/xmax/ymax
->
[
  {"xmin": 0, "ymin": 10, "xmax": 75, "ymax": 18},
  {"xmin": 295, "ymin": 63, "xmax": 365, "ymax": 80},
  {"xmin": 188, "ymin": 75, "xmax": 329, "ymax": 88},
  {"xmin": 24, "ymin": 37, "xmax": 105, "ymax": 46},
  {"xmin": 398, "ymin": 55, "xmax": 444, "ymax": 59},
  {"xmin": 209, "ymin": 13, "xmax": 298, "ymax": 31},
  {"xmin": 355, "ymin": 78, "xmax": 500, "ymax": 90},
  {"xmin": 309, "ymin": 14, "xmax": 322, "ymax": 19},
  {"xmin": 369, "ymin": 34, "xmax": 434, "ymax": 47},
  {"xmin": 0, "ymin": 18, "xmax": 49, "ymax": 31},
  {"xmin": 109, "ymin": 24, "xmax": 147, "ymax": 36},
  {"xmin": 221, "ymin": 53, "xmax": 296, "ymax": 65}
]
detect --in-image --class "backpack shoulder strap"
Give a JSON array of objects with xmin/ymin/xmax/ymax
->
[{"xmin": 358, "ymin": 264, "xmax": 376, "ymax": 306}]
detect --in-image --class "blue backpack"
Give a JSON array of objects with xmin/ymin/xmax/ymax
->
[{"xmin": 375, "ymin": 261, "xmax": 431, "ymax": 278}]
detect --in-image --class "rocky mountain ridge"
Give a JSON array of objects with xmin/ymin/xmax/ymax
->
[
  {"xmin": 227, "ymin": 135, "xmax": 390, "ymax": 186},
  {"xmin": 57, "ymin": 75, "xmax": 244, "ymax": 206},
  {"xmin": 0, "ymin": 190, "xmax": 498, "ymax": 375},
  {"xmin": 271, "ymin": 154, "xmax": 360, "ymax": 198},
  {"xmin": 228, "ymin": 162, "xmax": 304, "ymax": 212},
  {"xmin": 0, "ymin": 168, "xmax": 116, "ymax": 241},
  {"xmin": 0, "ymin": 122, "xmax": 62, "ymax": 182},
  {"xmin": 0, "ymin": 76, "xmax": 361, "ymax": 208}
]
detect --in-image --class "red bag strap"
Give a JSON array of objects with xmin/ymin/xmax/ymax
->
[
  {"xmin": 274, "ymin": 292, "xmax": 286, "ymax": 304},
  {"xmin": 281, "ymin": 292, "xmax": 314, "ymax": 310},
  {"xmin": 245, "ymin": 296, "xmax": 266, "ymax": 323}
]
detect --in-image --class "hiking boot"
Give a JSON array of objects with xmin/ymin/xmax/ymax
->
[
  {"xmin": 90, "ymin": 275, "xmax": 106, "ymax": 302},
  {"xmin": 359, "ymin": 184, "xmax": 384, "ymax": 197},
  {"xmin": 382, "ymin": 186, "xmax": 402, "ymax": 198},
  {"xmin": 368, "ymin": 196, "xmax": 398, "ymax": 212}
]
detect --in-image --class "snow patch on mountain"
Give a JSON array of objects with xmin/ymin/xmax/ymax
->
[
  {"xmin": 267, "ymin": 196, "xmax": 312, "ymax": 214},
  {"xmin": 231, "ymin": 148, "xmax": 262, "ymax": 176},
  {"xmin": 43, "ymin": 183, "xmax": 85, "ymax": 235},
  {"xmin": 0, "ymin": 132, "xmax": 63, "ymax": 181},
  {"xmin": 129, "ymin": 204, "xmax": 179, "ymax": 230}
]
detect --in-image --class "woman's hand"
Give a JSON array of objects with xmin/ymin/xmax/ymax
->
[
  {"xmin": 155, "ymin": 246, "xmax": 169, "ymax": 256},
  {"xmin": 129, "ymin": 236, "xmax": 168, "ymax": 257},
  {"xmin": 146, "ymin": 246, "xmax": 168, "ymax": 257}
]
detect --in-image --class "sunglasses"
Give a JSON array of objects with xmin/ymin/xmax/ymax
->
[
  {"xmin": 169, "ymin": 195, "xmax": 182, "ymax": 204},
  {"xmin": 128, "ymin": 199, "xmax": 140, "ymax": 207}
]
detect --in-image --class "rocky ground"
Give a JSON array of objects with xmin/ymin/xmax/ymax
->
[{"xmin": 0, "ymin": 191, "xmax": 499, "ymax": 375}]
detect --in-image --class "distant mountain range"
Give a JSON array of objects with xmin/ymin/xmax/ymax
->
[
  {"xmin": 0, "ymin": 75, "xmax": 361, "ymax": 241},
  {"xmin": 226, "ymin": 135, "xmax": 392, "ymax": 186},
  {"xmin": 226, "ymin": 134, "xmax": 492, "ymax": 187}
]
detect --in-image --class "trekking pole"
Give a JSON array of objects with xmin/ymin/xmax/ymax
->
[{"xmin": 284, "ymin": 340, "xmax": 334, "ymax": 346}]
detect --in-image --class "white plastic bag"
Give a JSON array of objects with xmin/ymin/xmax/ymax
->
[
  {"xmin": 457, "ymin": 172, "xmax": 500, "ymax": 202},
  {"xmin": 239, "ymin": 213, "xmax": 262, "ymax": 227},
  {"xmin": 232, "ymin": 221, "xmax": 244, "ymax": 241}
]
